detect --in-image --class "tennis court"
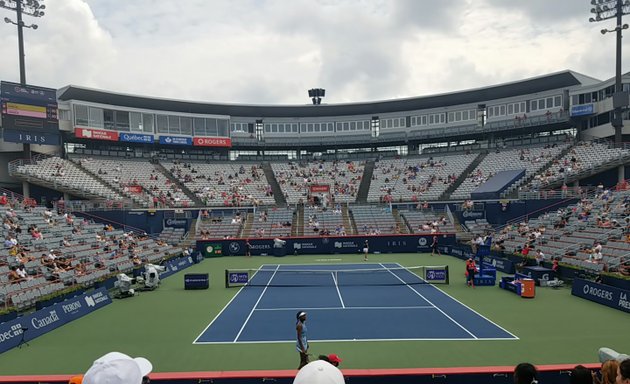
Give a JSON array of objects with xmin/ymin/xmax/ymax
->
[{"xmin": 194, "ymin": 263, "xmax": 518, "ymax": 344}]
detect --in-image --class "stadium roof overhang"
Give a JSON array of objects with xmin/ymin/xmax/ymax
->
[{"xmin": 58, "ymin": 70, "xmax": 590, "ymax": 118}]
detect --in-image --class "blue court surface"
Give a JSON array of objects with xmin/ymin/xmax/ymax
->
[{"xmin": 194, "ymin": 263, "xmax": 517, "ymax": 344}]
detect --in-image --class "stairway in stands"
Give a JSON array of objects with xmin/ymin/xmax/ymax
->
[
  {"xmin": 439, "ymin": 152, "xmax": 487, "ymax": 200},
  {"xmin": 342, "ymin": 205, "xmax": 355, "ymax": 235},
  {"xmin": 262, "ymin": 162, "xmax": 287, "ymax": 207},
  {"xmin": 154, "ymin": 162, "xmax": 204, "ymax": 206},
  {"xmin": 392, "ymin": 208, "xmax": 409, "ymax": 234},
  {"xmin": 356, "ymin": 160, "xmax": 375, "ymax": 203}
]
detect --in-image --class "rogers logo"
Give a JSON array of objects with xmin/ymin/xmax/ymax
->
[{"xmin": 193, "ymin": 137, "xmax": 232, "ymax": 147}]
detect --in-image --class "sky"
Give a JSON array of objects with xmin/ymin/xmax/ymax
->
[{"xmin": 0, "ymin": 0, "xmax": 625, "ymax": 105}]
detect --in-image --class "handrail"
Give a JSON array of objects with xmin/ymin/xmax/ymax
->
[{"xmin": 71, "ymin": 210, "xmax": 149, "ymax": 236}]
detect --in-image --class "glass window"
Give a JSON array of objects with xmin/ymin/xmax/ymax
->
[
  {"xmin": 218, "ymin": 119, "xmax": 228, "ymax": 136},
  {"xmin": 168, "ymin": 116, "xmax": 180, "ymax": 134},
  {"xmin": 546, "ymin": 97, "xmax": 553, "ymax": 108},
  {"xmin": 448, "ymin": 112, "xmax": 454, "ymax": 122},
  {"xmin": 538, "ymin": 100, "xmax": 545, "ymax": 110},
  {"xmin": 393, "ymin": 119, "xmax": 399, "ymax": 128},
  {"xmin": 421, "ymin": 116, "xmax": 427, "ymax": 125},
  {"xmin": 292, "ymin": 124, "xmax": 298, "ymax": 133},
  {"xmin": 343, "ymin": 122, "xmax": 349, "ymax": 131},
  {"xmin": 129, "ymin": 112, "xmax": 142, "ymax": 132},
  {"xmin": 455, "ymin": 111, "xmax": 461, "ymax": 121},
  {"xmin": 206, "ymin": 118, "xmax": 218, "ymax": 136},
  {"xmin": 180, "ymin": 117, "xmax": 192, "ymax": 135},
  {"xmin": 88, "ymin": 107, "xmax": 103, "ymax": 128},
  {"xmin": 271, "ymin": 124, "xmax": 277, "ymax": 133},
  {"xmin": 554, "ymin": 96, "xmax": 562, "ymax": 107},
  {"xmin": 500, "ymin": 105, "xmax": 506, "ymax": 115},
  {"xmin": 143, "ymin": 114, "xmax": 154, "ymax": 133},
  {"xmin": 429, "ymin": 115, "xmax": 434, "ymax": 125},
  {"xmin": 411, "ymin": 116, "xmax": 417, "ymax": 126},
  {"xmin": 531, "ymin": 100, "xmax": 538, "ymax": 111},
  {"xmin": 74, "ymin": 104, "xmax": 88, "ymax": 126},
  {"xmin": 156, "ymin": 115, "xmax": 168, "ymax": 133},
  {"xmin": 571, "ymin": 95, "xmax": 579, "ymax": 105},
  {"xmin": 115, "ymin": 111, "xmax": 130, "ymax": 131},
  {"xmin": 507, "ymin": 104, "xmax": 514, "ymax": 115},
  {"xmin": 193, "ymin": 118, "xmax": 206, "ymax": 135},
  {"xmin": 103, "ymin": 109, "xmax": 115, "ymax": 130}
]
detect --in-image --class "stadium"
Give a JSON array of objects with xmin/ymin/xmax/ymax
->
[{"xmin": 1, "ymin": 1, "xmax": 630, "ymax": 384}]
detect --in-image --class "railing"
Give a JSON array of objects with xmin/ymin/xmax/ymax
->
[{"xmin": 61, "ymin": 199, "xmax": 137, "ymax": 212}]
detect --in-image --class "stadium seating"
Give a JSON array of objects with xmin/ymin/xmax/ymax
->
[
  {"xmin": 163, "ymin": 161, "xmax": 274, "ymax": 207},
  {"xmin": 0, "ymin": 205, "xmax": 182, "ymax": 311},
  {"xmin": 528, "ymin": 141, "xmax": 630, "ymax": 189},
  {"xmin": 78, "ymin": 158, "xmax": 194, "ymax": 207},
  {"xmin": 367, "ymin": 154, "xmax": 477, "ymax": 203},
  {"xmin": 351, "ymin": 206, "xmax": 399, "ymax": 235},
  {"xmin": 14, "ymin": 157, "xmax": 123, "ymax": 201},
  {"xmin": 497, "ymin": 189, "xmax": 629, "ymax": 273},
  {"xmin": 450, "ymin": 144, "xmax": 568, "ymax": 200},
  {"xmin": 272, "ymin": 160, "xmax": 364, "ymax": 205}
]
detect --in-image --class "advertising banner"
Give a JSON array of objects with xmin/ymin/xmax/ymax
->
[
  {"xmin": 310, "ymin": 185, "xmax": 330, "ymax": 193},
  {"xmin": 193, "ymin": 137, "xmax": 232, "ymax": 147},
  {"xmin": 571, "ymin": 278, "xmax": 630, "ymax": 313},
  {"xmin": 0, "ymin": 287, "xmax": 112, "ymax": 353},
  {"xmin": 570, "ymin": 104, "xmax": 595, "ymax": 117},
  {"xmin": 159, "ymin": 136, "xmax": 192, "ymax": 146},
  {"xmin": 198, "ymin": 234, "xmax": 456, "ymax": 257},
  {"xmin": 2, "ymin": 129, "xmax": 60, "ymax": 145},
  {"xmin": 119, "ymin": 133, "xmax": 154, "ymax": 143},
  {"xmin": 202, "ymin": 243, "xmax": 223, "ymax": 257},
  {"xmin": 74, "ymin": 127, "xmax": 119, "ymax": 141},
  {"xmin": 163, "ymin": 218, "xmax": 189, "ymax": 228},
  {"xmin": 160, "ymin": 256, "xmax": 195, "ymax": 279}
]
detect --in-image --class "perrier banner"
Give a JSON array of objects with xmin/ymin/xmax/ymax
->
[{"xmin": 202, "ymin": 243, "xmax": 223, "ymax": 257}]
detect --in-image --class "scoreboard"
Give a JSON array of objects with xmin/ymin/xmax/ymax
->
[{"xmin": 1, "ymin": 81, "xmax": 59, "ymax": 133}]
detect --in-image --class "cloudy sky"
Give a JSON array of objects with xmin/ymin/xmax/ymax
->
[{"xmin": 0, "ymin": 0, "xmax": 623, "ymax": 105}]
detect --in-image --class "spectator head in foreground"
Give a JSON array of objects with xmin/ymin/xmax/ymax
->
[
  {"xmin": 618, "ymin": 359, "xmax": 630, "ymax": 384},
  {"xmin": 570, "ymin": 365, "xmax": 593, "ymax": 384},
  {"xmin": 598, "ymin": 359, "xmax": 619, "ymax": 384},
  {"xmin": 83, "ymin": 352, "xmax": 153, "ymax": 384},
  {"xmin": 293, "ymin": 360, "xmax": 344, "ymax": 384},
  {"xmin": 318, "ymin": 354, "xmax": 342, "ymax": 367},
  {"xmin": 600, "ymin": 348, "xmax": 630, "ymax": 363},
  {"xmin": 514, "ymin": 362, "xmax": 538, "ymax": 384}
]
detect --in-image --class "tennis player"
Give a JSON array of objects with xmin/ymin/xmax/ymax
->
[
  {"xmin": 363, "ymin": 240, "xmax": 369, "ymax": 261},
  {"xmin": 296, "ymin": 311, "xmax": 309, "ymax": 369},
  {"xmin": 431, "ymin": 235, "xmax": 441, "ymax": 256}
]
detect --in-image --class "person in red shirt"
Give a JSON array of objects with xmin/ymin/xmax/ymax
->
[
  {"xmin": 0, "ymin": 193, "xmax": 7, "ymax": 206},
  {"xmin": 465, "ymin": 257, "xmax": 477, "ymax": 288}
]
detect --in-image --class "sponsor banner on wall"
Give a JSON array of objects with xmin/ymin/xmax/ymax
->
[
  {"xmin": 74, "ymin": 127, "xmax": 119, "ymax": 141},
  {"xmin": 126, "ymin": 185, "xmax": 143, "ymax": 194},
  {"xmin": 310, "ymin": 185, "xmax": 330, "ymax": 193},
  {"xmin": 2, "ymin": 129, "xmax": 60, "ymax": 145},
  {"xmin": 119, "ymin": 133, "xmax": 154, "ymax": 143},
  {"xmin": 198, "ymin": 234, "xmax": 457, "ymax": 257},
  {"xmin": 160, "ymin": 256, "xmax": 195, "ymax": 279},
  {"xmin": 0, "ymin": 287, "xmax": 112, "ymax": 353},
  {"xmin": 193, "ymin": 137, "xmax": 232, "ymax": 147},
  {"xmin": 163, "ymin": 218, "xmax": 189, "ymax": 228},
  {"xmin": 571, "ymin": 278, "xmax": 630, "ymax": 313},
  {"xmin": 570, "ymin": 104, "xmax": 594, "ymax": 117},
  {"xmin": 159, "ymin": 135, "xmax": 192, "ymax": 146},
  {"xmin": 202, "ymin": 243, "xmax": 223, "ymax": 257}
]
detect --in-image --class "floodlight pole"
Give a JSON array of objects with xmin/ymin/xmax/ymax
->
[
  {"xmin": 590, "ymin": 0, "xmax": 630, "ymax": 147},
  {"xmin": 16, "ymin": 0, "xmax": 26, "ymax": 85},
  {"xmin": 2, "ymin": 0, "xmax": 47, "ymax": 159}
]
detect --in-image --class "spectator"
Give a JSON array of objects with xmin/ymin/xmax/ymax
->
[
  {"xmin": 570, "ymin": 364, "xmax": 593, "ymax": 384},
  {"xmin": 513, "ymin": 362, "xmax": 538, "ymax": 384},
  {"xmin": 293, "ymin": 360, "xmax": 344, "ymax": 384},
  {"xmin": 83, "ymin": 352, "xmax": 153, "ymax": 384},
  {"xmin": 593, "ymin": 359, "xmax": 619, "ymax": 384},
  {"xmin": 617, "ymin": 359, "xmax": 630, "ymax": 384},
  {"xmin": 318, "ymin": 354, "xmax": 342, "ymax": 367}
]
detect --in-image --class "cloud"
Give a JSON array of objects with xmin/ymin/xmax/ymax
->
[{"xmin": 0, "ymin": 0, "xmax": 620, "ymax": 106}]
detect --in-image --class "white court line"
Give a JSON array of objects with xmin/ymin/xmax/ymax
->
[
  {"xmin": 331, "ymin": 271, "xmax": 345, "ymax": 308},
  {"xmin": 254, "ymin": 306, "xmax": 435, "ymax": 311},
  {"xmin": 192, "ymin": 265, "xmax": 266, "ymax": 344},
  {"xmin": 232, "ymin": 264, "xmax": 280, "ymax": 343},
  {"xmin": 194, "ymin": 336, "xmax": 516, "ymax": 345},
  {"xmin": 380, "ymin": 263, "xmax": 478, "ymax": 339},
  {"xmin": 392, "ymin": 263, "xmax": 519, "ymax": 340}
]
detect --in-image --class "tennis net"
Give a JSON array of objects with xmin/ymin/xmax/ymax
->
[{"xmin": 225, "ymin": 265, "xmax": 449, "ymax": 288}]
